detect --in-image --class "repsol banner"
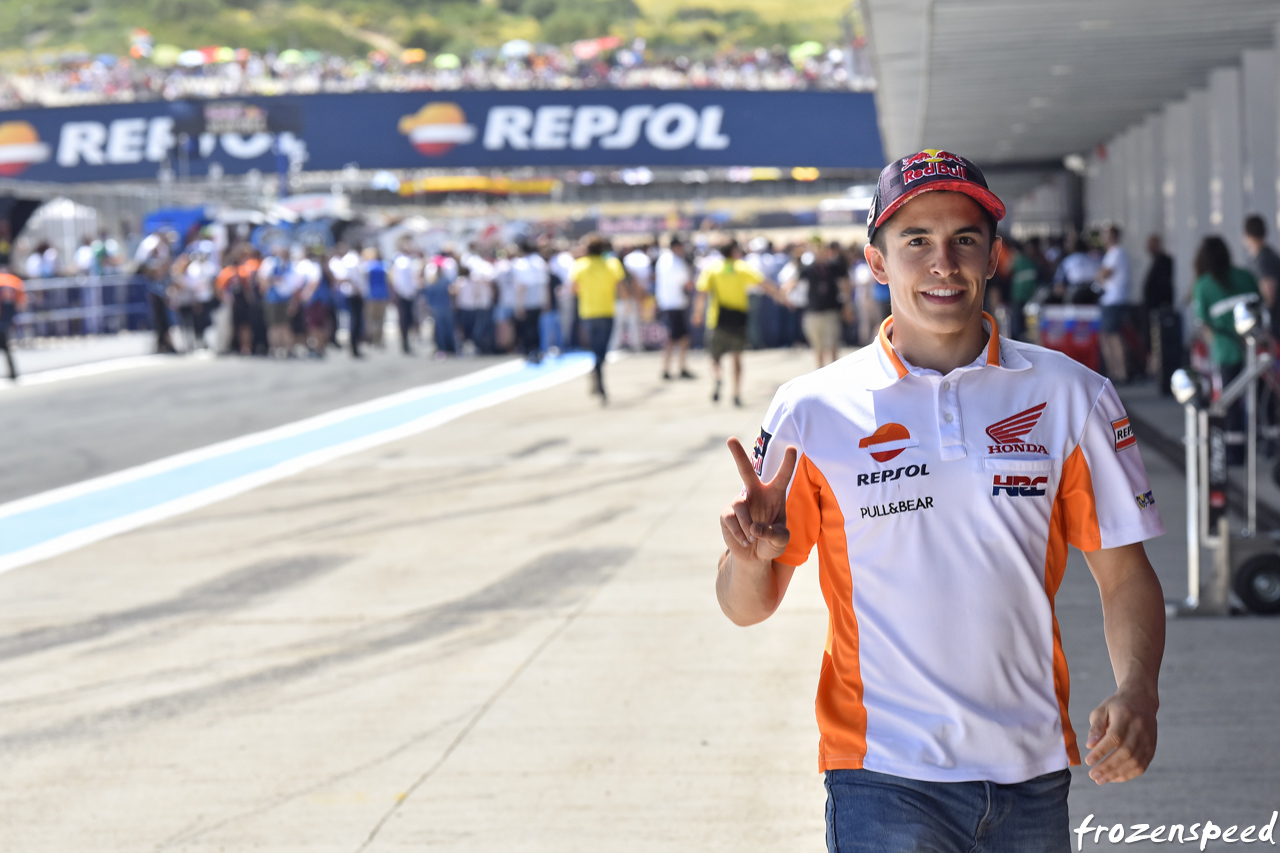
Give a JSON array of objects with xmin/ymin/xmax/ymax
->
[{"xmin": 0, "ymin": 90, "xmax": 882, "ymax": 182}]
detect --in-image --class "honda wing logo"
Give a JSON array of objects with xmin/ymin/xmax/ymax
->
[{"xmin": 986, "ymin": 403, "xmax": 1048, "ymax": 455}]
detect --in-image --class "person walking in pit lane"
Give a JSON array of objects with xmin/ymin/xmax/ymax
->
[
  {"xmin": 362, "ymin": 247, "xmax": 389, "ymax": 350},
  {"xmin": 512, "ymin": 241, "xmax": 550, "ymax": 363},
  {"xmin": 655, "ymin": 236, "xmax": 696, "ymax": 380},
  {"xmin": 0, "ymin": 265, "xmax": 24, "ymax": 379},
  {"xmin": 693, "ymin": 239, "xmax": 763, "ymax": 407},
  {"xmin": 330, "ymin": 242, "xmax": 365, "ymax": 359},
  {"xmin": 797, "ymin": 240, "xmax": 853, "ymax": 369},
  {"xmin": 718, "ymin": 149, "xmax": 1166, "ymax": 853},
  {"xmin": 390, "ymin": 244, "xmax": 422, "ymax": 355},
  {"xmin": 570, "ymin": 235, "xmax": 626, "ymax": 404}
]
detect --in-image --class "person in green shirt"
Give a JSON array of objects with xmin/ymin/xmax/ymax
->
[
  {"xmin": 693, "ymin": 240, "xmax": 764, "ymax": 407},
  {"xmin": 570, "ymin": 236, "xmax": 627, "ymax": 403},
  {"xmin": 1193, "ymin": 235, "xmax": 1260, "ymax": 372},
  {"xmin": 1009, "ymin": 240, "xmax": 1040, "ymax": 341},
  {"xmin": 1193, "ymin": 235, "xmax": 1260, "ymax": 465}
]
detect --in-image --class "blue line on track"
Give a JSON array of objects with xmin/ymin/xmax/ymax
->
[{"xmin": 0, "ymin": 354, "xmax": 593, "ymax": 560}]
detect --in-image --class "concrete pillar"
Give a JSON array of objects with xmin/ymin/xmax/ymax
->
[
  {"xmin": 1241, "ymin": 48, "xmax": 1277, "ymax": 234},
  {"xmin": 1208, "ymin": 66, "xmax": 1245, "ymax": 260},
  {"xmin": 1127, "ymin": 114, "xmax": 1164, "ymax": 298},
  {"xmin": 1087, "ymin": 148, "xmax": 1109, "ymax": 230},
  {"xmin": 1109, "ymin": 130, "xmax": 1130, "ymax": 233},
  {"xmin": 1188, "ymin": 87, "xmax": 1213, "ymax": 255},
  {"xmin": 1163, "ymin": 98, "xmax": 1193, "ymax": 302}
]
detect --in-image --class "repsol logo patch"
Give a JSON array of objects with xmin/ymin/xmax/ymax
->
[
  {"xmin": 992, "ymin": 475, "xmax": 1048, "ymax": 497},
  {"xmin": 856, "ymin": 463, "xmax": 930, "ymax": 487},
  {"xmin": 860, "ymin": 497, "xmax": 934, "ymax": 518}
]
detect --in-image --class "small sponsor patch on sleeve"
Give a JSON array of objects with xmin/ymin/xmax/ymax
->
[
  {"xmin": 1112, "ymin": 417, "xmax": 1136, "ymax": 451},
  {"xmin": 1136, "ymin": 490, "xmax": 1156, "ymax": 509},
  {"xmin": 752, "ymin": 428, "xmax": 773, "ymax": 476}
]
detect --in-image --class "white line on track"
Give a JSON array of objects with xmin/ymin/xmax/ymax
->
[
  {"xmin": 0, "ymin": 352, "xmax": 208, "ymax": 390},
  {"xmin": 0, "ymin": 354, "xmax": 595, "ymax": 576}
]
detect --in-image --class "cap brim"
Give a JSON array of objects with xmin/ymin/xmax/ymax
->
[{"xmin": 873, "ymin": 180, "xmax": 1007, "ymax": 233}]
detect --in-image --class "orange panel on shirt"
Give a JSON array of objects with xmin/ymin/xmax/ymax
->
[
  {"xmin": 1042, "ymin": 443, "xmax": 1101, "ymax": 765},
  {"xmin": 779, "ymin": 455, "xmax": 868, "ymax": 771}
]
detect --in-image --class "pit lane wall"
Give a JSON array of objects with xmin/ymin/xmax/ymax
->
[{"xmin": 0, "ymin": 90, "xmax": 883, "ymax": 182}]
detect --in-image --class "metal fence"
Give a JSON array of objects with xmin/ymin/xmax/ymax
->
[{"xmin": 13, "ymin": 274, "xmax": 152, "ymax": 339}]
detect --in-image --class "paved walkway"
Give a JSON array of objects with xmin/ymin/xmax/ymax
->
[{"xmin": 0, "ymin": 350, "xmax": 1275, "ymax": 851}]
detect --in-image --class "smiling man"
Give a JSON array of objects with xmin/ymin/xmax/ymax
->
[{"xmin": 716, "ymin": 151, "xmax": 1167, "ymax": 853}]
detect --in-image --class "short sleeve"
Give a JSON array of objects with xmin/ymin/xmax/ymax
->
[
  {"xmin": 1060, "ymin": 381, "xmax": 1165, "ymax": 551},
  {"xmin": 754, "ymin": 389, "xmax": 821, "ymax": 568},
  {"xmin": 745, "ymin": 264, "xmax": 765, "ymax": 285}
]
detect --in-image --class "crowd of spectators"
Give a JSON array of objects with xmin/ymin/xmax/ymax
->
[
  {"xmin": 0, "ymin": 42, "xmax": 872, "ymax": 110},
  {"xmin": 120, "ymin": 229, "xmax": 883, "ymax": 370}
]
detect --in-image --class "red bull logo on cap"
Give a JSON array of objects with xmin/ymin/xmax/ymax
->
[
  {"xmin": 901, "ymin": 149, "xmax": 967, "ymax": 186},
  {"xmin": 901, "ymin": 149, "xmax": 964, "ymax": 169}
]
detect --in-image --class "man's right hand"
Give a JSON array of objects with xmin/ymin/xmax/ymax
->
[{"xmin": 720, "ymin": 437, "xmax": 798, "ymax": 564}]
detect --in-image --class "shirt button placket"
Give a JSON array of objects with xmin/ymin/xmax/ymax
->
[{"xmin": 939, "ymin": 374, "xmax": 966, "ymax": 460}]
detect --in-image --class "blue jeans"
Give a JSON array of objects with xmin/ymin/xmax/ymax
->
[
  {"xmin": 825, "ymin": 768, "xmax": 1070, "ymax": 853},
  {"xmin": 582, "ymin": 317, "xmax": 614, "ymax": 394}
]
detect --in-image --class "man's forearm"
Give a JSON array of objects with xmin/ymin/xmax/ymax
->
[
  {"xmin": 716, "ymin": 550, "xmax": 784, "ymax": 626},
  {"xmin": 1099, "ymin": 565, "xmax": 1166, "ymax": 699}
]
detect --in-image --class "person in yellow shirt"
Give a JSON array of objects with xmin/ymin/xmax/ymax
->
[
  {"xmin": 570, "ymin": 235, "xmax": 627, "ymax": 403},
  {"xmin": 694, "ymin": 240, "xmax": 763, "ymax": 406}
]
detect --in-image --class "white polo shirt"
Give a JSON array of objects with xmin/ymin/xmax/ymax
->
[{"xmin": 753, "ymin": 314, "xmax": 1164, "ymax": 784}]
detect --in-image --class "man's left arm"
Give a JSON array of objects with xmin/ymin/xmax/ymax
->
[{"xmin": 1081, "ymin": 542, "xmax": 1165, "ymax": 785}]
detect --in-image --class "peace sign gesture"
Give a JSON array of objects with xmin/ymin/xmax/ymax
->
[{"xmin": 720, "ymin": 436, "xmax": 799, "ymax": 563}]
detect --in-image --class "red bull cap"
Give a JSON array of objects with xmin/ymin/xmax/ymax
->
[{"xmin": 867, "ymin": 149, "xmax": 1006, "ymax": 242}]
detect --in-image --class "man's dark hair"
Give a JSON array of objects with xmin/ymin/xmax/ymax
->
[
  {"xmin": 669, "ymin": 236, "xmax": 684, "ymax": 248},
  {"xmin": 584, "ymin": 235, "xmax": 609, "ymax": 256},
  {"xmin": 1106, "ymin": 224, "xmax": 1122, "ymax": 241},
  {"xmin": 870, "ymin": 202, "xmax": 998, "ymax": 254},
  {"xmin": 1245, "ymin": 214, "xmax": 1268, "ymax": 240}
]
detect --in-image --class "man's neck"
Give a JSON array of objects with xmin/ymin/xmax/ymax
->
[{"xmin": 890, "ymin": 315, "xmax": 988, "ymax": 375}]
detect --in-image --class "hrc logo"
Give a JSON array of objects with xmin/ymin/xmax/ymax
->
[
  {"xmin": 1136, "ymin": 490, "xmax": 1156, "ymax": 509},
  {"xmin": 992, "ymin": 474, "xmax": 1048, "ymax": 497}
]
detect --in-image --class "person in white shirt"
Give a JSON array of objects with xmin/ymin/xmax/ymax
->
[
  {"xmin": 1053, "ymin": 237, "xmax": 1101, "ymax": 300},
  {"xmin": 720, "ymin": 151, "xmax": 1165, "ymax": 851},
  {"xmin": 512, "ymin": 241, "xmax": 550, "ymax": 362},
  {"xmin": 451, "ymin": 250, "xmax": 496, "ymax": 355},
  {"xmin": 654, "ymin": 236, "xmax": 696, "ymax": 379},
  {"xmin": 185, "ymin": 249, "xmax": 218, "ymax": 349},
  {"xmin": 24, "ymin": 244, "xmax": 46, "ymax": 280},
  {"xmin": 73, "ymin": 237, "xmax": 103, "ymax": 334},
  {"xmin": 1097, "ymin": 225, "xmax": 1131, "ymax": 384},
  {"xmin": 492, "ymin": 248, "xmax": 518, "ymax": 353},
  {"xmin": 329, "ymin": 243, "xmax": 365, "ymax": 358},
  {"xmin": 623, "ymin": 244, "xmax": 654, "ymax": 294},
  {"xmin": 611, "ymin": 243, "xmax": 643, "ymax": 352},
  {"xmin": 390, "ymin": 246, "xmax": 422, "ymax": 355}
]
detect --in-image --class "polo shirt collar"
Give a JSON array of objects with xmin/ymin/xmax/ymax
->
[{"xmin": 875, "ymin": 311, "xmax": 1031, "ymax": 381}]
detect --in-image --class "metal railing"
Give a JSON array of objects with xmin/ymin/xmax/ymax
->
[{"xmin": 11, "ymin": 274, "xmax": 153, "ymax": 339}]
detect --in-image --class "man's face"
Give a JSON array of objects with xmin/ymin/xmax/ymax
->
[{"xmin": 864, "ymin": 191, "xmax": 1000, "ymax": 340}]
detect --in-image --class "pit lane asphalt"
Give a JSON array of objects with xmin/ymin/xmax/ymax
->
[
  {"xmin": 0, "ymin": 349, "xmax": 1276, "ymax": 852},
  {"xmin": 0, "ymin": 349, "xmax": 506, "ymax": 505}
]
